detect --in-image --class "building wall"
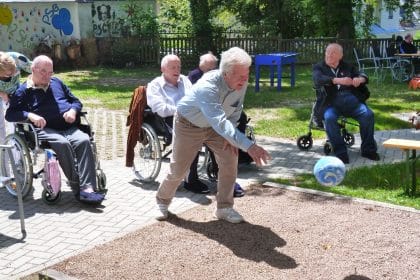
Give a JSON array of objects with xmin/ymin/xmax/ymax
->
[{"xmin": 0, "ymin": 0, "xmax": 155, "ymax": 57}]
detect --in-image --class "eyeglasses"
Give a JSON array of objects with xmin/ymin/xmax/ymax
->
[{"xmin": 36, "ymin": 68, "xmax": 54, "ymax": 76}]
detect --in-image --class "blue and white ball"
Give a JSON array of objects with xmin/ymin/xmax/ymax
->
[{"xmin": 313, "ymin": 156, "xmax": 346, "ymax": 187}]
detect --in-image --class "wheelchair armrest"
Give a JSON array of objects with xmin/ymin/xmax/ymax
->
[{"xmin": 14, "ymin": 122, "xmax": 43, "ymax": 151}]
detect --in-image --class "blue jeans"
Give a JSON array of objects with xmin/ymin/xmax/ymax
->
[{"xmin": 324, "ymin": 92, "xmax": 376, "ymax": 156}]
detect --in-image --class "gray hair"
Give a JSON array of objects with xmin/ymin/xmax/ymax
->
[
  {"xmin": 326, "ymin": 43, "xmax": 343, "ymax": 55},
  {"xmin": 199, "ymin": 52, "xmax": 218, "ymax": 68},
  {"xmin": 219, "ymin": 47, "xmax": 251, "ymax": 75},
  {"xmin": 161, "ymin": 54, "xmax": 180, "ymax": 68},
  {"xmin": 32, "ymin": 55, "xmax": 53, "ymax": 69}
]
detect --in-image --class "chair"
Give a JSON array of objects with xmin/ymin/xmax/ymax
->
[{"xmin": 353, "ymin": 47, "xmax": 380, "ymax": 79}]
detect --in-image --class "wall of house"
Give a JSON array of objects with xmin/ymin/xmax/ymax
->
[{"xmin": 0, "ymin": 0, "xmax": 155, "ymax": 58}]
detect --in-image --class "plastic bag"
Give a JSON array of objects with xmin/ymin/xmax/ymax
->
[{"xmin": 44, "ymin": 149, "xmax": 61, "ymax": 195}]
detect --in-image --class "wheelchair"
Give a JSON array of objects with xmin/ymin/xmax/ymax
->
[
  {"xmin": 132, "ymin": 107, "xmax": 209, "ymax": 182},
  {"xmin": 297, "ymin": 88, "xmax": 357, "ymax": 155},
  {"xmin": 0, "ymin": 112, "xmax": 107, "ymax": 204}
]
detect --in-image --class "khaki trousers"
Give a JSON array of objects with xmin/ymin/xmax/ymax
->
[{"xmin": 156, "ymin": 113, "xmax": 237, "ymax": 209}]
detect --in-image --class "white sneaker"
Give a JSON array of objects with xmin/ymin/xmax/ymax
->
[
  {"xmin": 214, "ymin": 208, "xmax": 244, "ymax": 223},
  {"xmin": 156, "ymin": 203, "xmax": 169, "ymax": 221}
]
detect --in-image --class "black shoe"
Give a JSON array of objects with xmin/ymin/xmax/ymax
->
[
  {"xmin": 183, "ymin": 180, "xmax": 210, "ymax": 194},
  {"xmin": 233, "ymin": 183, "xmax": 245, "ymax": 198},
  {"xmin": 361, "ymin": 151, "xmax": 380, "ymax": 161},
  {"xmin": 336, "ymin": 153, "xmax": 349, "ymax": 164}
]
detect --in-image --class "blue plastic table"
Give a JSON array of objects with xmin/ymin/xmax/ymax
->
[{"xmin": 255, "ymin": 52, "xmax": 297, "ymax": 92}]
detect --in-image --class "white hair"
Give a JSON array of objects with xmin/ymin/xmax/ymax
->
[
  {"xmin": 199, "ymin": 52, "xmax": 218, "ymax": 68},
  {"xmin": 160, "ymin": 54, "xmax": 180, "ymax": 68},
  {"xmin": 32, "ymin": 55, "xmax": 53, "ymax": 69},
  {"xmin": 219, "ymin": 47, "xmax": 251, "ymax": 75}
]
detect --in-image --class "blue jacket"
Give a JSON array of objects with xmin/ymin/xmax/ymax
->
[{"xmin": 6, "ymin": 77, "xmax": 82, "ymax": 130}]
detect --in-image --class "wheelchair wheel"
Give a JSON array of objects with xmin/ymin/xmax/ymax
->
[
  {"xmin": 206, "ymin": 159, "xmax": 218, "ymax": 182},
  {"xmin": 246, "ymin": 124, "xmax": 256, "ymax": 143},
  {"xmin": 0, "ymin": 134, "xmax": 33, "ymax": 198},
  {"xmin": 391, "ymin": 59, "xmax": 414, "ymax": 82},
  {"xmin": 297, "ymin": 135, "xmax": 313, "ymax": 151},
  {"xmin": 133, "ymin": 123, "xmax": 162, "ymax": 182},
  {"xmin": 96, "ymin": 169, "xmax": 107, "ymax": 193},
  {"xmin": 42, "ymin": 189, "xmax": 61, "ymax": 205},
  {"xmin": 323, "ymin": 141, "xmax": 333, "ymax": 155},
  {"xmin": 196, "ymin": 146, "xmax": 210, "ymax": 172},
  {"xmin": 342, "ymin": 131, "xmax": 355, "ymax": 147}
]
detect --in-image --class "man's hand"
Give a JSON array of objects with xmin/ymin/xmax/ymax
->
[
  {"xmin": 247, "ymin": 144, "xmax": 272, "ymax": 167},
  {"xmin": 28, "ymin": 112, "xmax": 46, "ymax": 129},
  {"xmin": 63, "ymin": 109, "xmax": 77, "ymax": 124},
  {"xmin": 223, "ymin": 140, "xmax": 238, "ymax": 156},
  {"xmin": 352, "ymin": 77, "xmax": 365, "ymax": 88},
  {"xmin": 334, "ymin": 77, "xmax": 353, "ymax": 86}
]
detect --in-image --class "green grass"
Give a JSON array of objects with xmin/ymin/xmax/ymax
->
[
  {"xmin": 274, "ymin": 161, "xmax": 420, "ymax": 209},
  {"xmin": 53, "ymin": 64, "xmax": 420, "ymax": 208}
]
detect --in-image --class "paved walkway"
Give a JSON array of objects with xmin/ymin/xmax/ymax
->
[{"xmin": 0, "ymin": 109, "xmax": 419, "ymax": 278}]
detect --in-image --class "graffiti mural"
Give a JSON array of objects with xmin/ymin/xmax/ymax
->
[
  {"xmin": 43, "ymin": 4, "xmax": 74, "ymax": 36},
  {"xmin": 91, "ymin": 3, "xmax": 126, "ymax": 37},
  {"xmin": 0, "ymin": 3, "xmax": 75, "ymax": 53},
  {"xmin": 0, "ymin": 4, "xmax": 13, "ymax": 26}
]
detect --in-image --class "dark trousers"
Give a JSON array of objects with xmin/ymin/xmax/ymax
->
[
  {"xmin": 324, "ymin": 92, "xmax": 376, "ymax": 156},
  {"xmin": 36, "ymin": 126, "xmax": 96, "ymax": 196}
]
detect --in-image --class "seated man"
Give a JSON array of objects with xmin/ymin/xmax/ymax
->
[
  {"xmin": 400, "ymin": 33, "xmax": 420, "ymax": 74},
  {"xmin": 188, "ymin": 52, "xmax": 246, "ymax": 197},
  {"xmin": 313, "ymin": 43, "xmax": 379, "ymax": 164},
  {"xmin": 147, "ymin": 54, "xmax": 210, "ymax": 194},
  {"xmin": 400, "ymin": 33, "xmax": 418, "ymax": 54},
  {"xmin": 6, "ymin": 55, "xmax": 105, "ymax": 204}
]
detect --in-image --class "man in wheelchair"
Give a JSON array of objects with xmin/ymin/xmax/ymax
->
[
  {"xmin": 147, "ymin": 54, "xmax": 211, "ymax": 194},
  {"xmin": 5, "ymin": 55, "xmax": 105, "ymax": 204},
  {"xmin": 313, "ymin": 43, "xmax": 379, "ymax": 164}
]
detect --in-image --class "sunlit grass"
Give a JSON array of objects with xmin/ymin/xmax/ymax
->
[{"xmin": 274, "ymin": 162, "xmax": 420, "ymax": 209}]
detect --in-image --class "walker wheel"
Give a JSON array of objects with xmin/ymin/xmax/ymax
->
[
  {"xmin": 323, "ymin": 141, "xmax": 333, "ymax": 155},
  {"xmin": 343, "ymin": 132, "xmax": 355, "ymax": 147},
  {"xmin": 297, "ymin": 135, "xmax": 313, "ymax": 150},
  {"xmin": 42, "ymin": 189, "xmax": 61, "ymax": 205}
]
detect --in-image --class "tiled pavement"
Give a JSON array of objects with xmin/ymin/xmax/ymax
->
[{"xmin": 0, "ymin": 109, "xmax": 419, "ymax": 279}]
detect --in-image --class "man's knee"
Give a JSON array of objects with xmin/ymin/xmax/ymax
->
[{"xmin": 324, "ymin": 111, "xmax": 338, "ymax": 124}]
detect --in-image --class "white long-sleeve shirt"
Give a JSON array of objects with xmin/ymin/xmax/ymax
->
[{"xmin": 146, "ymin": 74, "xmax": 192, "ymax": 118}]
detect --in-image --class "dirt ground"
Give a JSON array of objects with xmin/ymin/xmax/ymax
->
[{"xmin": 47, "ymin": 184, "xmax": 420, "ymax": 280}]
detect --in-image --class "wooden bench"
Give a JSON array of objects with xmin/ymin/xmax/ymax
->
[{"xmin": 383, "ymin": 138, "xmax": 420, "ymax": 196}]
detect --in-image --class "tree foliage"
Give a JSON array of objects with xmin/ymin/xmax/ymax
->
[
  {"xmin": 122, "ymin": 0, "xmax": 158, "ymax": 36},
  {"xmin": 158, "ymin": 0, "xmax": 192, "ymax": 33},
  {"xmin": 155, "ymin": 0, "xmax": 419, "ymax": 39}
]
